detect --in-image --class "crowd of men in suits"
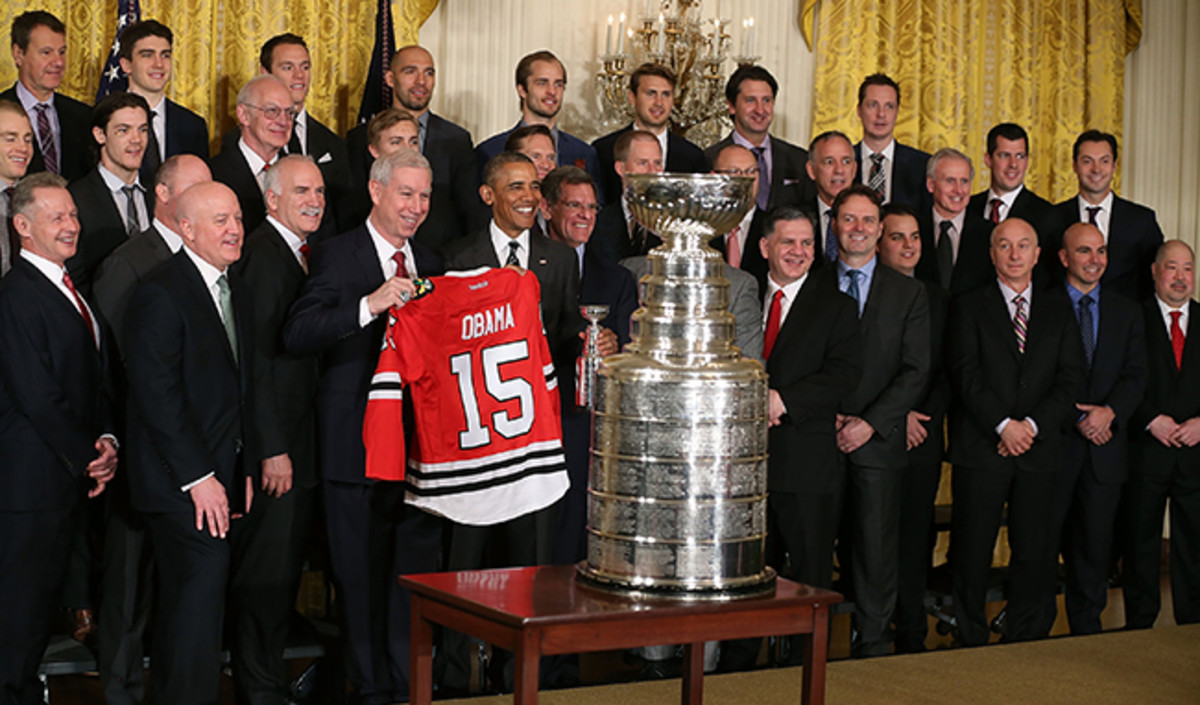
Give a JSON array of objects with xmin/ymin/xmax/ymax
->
[{"xmin": 0, "ymin": 8, "xmax": 1197, "ymax": 705}]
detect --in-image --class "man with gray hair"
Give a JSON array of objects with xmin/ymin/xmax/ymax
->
[
  {"xmin": 914, "ymin": 147, "xmax": 995, "ymax": 295},
  {"xmin": 284, "ymin": 148, "xmax": 444, "ymax": 704},
  {"xmin": 210, "ymin": 74, "xmax": 295, "ymax": 233}
]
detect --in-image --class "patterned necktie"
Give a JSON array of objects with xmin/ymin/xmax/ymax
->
[
  {"xmin": 216, "ymin": 274, "xmax": 238, "ymax": 365},
  {"xmin": 868, "ymin": 153, "xmax": 886, "ymax": 200},
  {"xmin": 505, "ymin": 240, "xmax": 520, "ymax": 267},
  {"xmin": 762, "ymin": 289, "xmax": 783, "ymax": 360},
  {"xmin": 34, "ymin": 104, "xmax": 59, "ymax": 175},
  {"xmin": 937, "ymin": 220, "xmax": 954, "ymax": 290},
  {"xmin": 62, "ymin": 271, "xmax": 96, "ymax": 344},
  {"xmin": 287, "ymin": 118, "xmax": 303, "ymax": 156},
  {"xmin": 1170, "ymin": 310, "xmax": 1185, "ymax": 370},
  {"xmin": 392, "ymin": 249, "xmax": 408, "ymax": 278},
  {"xmin": 122, "ymin": 184, "xmax": 143, "ymax": 235},
  {"xmin": 1078, "ymin": 294, "xmax": 1095, "ymax": 367},
  {"xmin": 752, "ymin": 146, "xmax": 770, "ymax": 211},
  {"xmin": 726, "ymin": 226, "xmax": 742, "ymax": 268},
  {"xmin": 824, "ymin": 211, "xmax": 838, "ymax": 261},
  {"xmin": 143, "ymin": 109, "xmax": 162, "ymax": 180},
  {"xmin": 846, "ymin": 269, "xmax": 863, "ymax": 317},
  {"xmin": 1086, "ymin": 206, "xmax": 1101, "ymax": 225},
  {"xmin": 300, "ymin": 243, "xmax": 312, "ymax": 266},
  {"xmin": 989, "ymin": 198, "xmax": 1003, "ymax": 223},
  {"xmin": 1013, "ymin": 295, "xmax": 1028, "ymax": 354}
]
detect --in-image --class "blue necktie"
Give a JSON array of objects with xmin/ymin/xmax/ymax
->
[
  {"xmin": 1079, "ymin": 294, "xmax": 1095, "ymax": 367},
  {"xmin": 825, "ymin": 211, "xmax": 837, "ymax": 261},
  {"xmin": 846, "ymin": 269, "xmax": 863, "ymax": 317}
]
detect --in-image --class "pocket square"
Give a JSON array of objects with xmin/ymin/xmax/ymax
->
[
  {"xmin": 318, "ymin": 152, "xmax": 333, "ymax": 164},
  {"xmin": 782, "ymin": 178, "xmax": 803, "ymax": 186}
]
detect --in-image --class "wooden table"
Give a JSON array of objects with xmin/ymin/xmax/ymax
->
[{"xmin": 401, "ymin": 564, "xmax": 842, "ymax": 705}]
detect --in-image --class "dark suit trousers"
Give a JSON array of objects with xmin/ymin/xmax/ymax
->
[
  {"xmin": 323, "ymin": 480, "xmax": 442, "ymax": 705},
  {"xmin": 552, "ymin": 410, "xmax": 590, "ymax": 565},
  {"xmin": 767, "ymin": 483, "xmax": 843, "ymax": 590},
  {"xmin": 145, "ymin": 510, "xmax": 233, "ymax": 705},
  {"xmin": 228, "ymin": 484, "xmax": 317, "ymax": 704},
  {"xmin": 893, "ymin": 420, "xmax": 944, "ymax": 653},
  {"xmin": 0, "ymin": 506, "xmax": 74, "ymax": 705},
  {"xmin": 98, "ymin": 498, "xmax": 155, "ymax": 705},
  {"xmin": 845, "ymin": 462, "xmax": 903, "ymax": 657},
  {"xmin": 1122, "ymin": 464, "xmax": 1200, "ymax": 628},
  {"xmin": 950, "ymin": 464, "xmax": 1056, "ymax": 646}
]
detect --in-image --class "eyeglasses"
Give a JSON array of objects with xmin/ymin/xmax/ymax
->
[
  {"xmin": 714, "ymin": 167, "xmax": 759, "ymax": 177},
  {"xmin": 245, "ymin": 104, "xmax": 299, "ymax": 122},
  {"xmin": 560, "ymin": 201, "xmax": 600, "ymax": 213}
]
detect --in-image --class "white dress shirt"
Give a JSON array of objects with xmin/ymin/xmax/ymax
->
[
  {"xmin": 1076, "ymin": 191, "xmax": 1115, "ymax": 243},
  {"xmin": 860, "ymin": 138, "xmax": 896, "ymax": 204},
  {"xmin": 489, "ymin": 220, "xmax": 530, "ymax": 270},
  {"xmin": 357, "ymin": 218, "xmax": 418, "ymax": 327},
  {"xmin": 98, "ymin": 164, "xmax": 150, "ymax": 233}
]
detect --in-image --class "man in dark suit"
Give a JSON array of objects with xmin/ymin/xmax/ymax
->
[
  {"xmin": 229, "ymin": 154, "xmax": 323, "ymax": 704},
  {"xmin": 592, "ymin": 63, "xmax": 707, "ymax": 203},
  {"xmin": 1041, "ymin": 130, "xmax": 1163, "ymax": 302},
  {"xmin": 914, "ymin": 148, "xmax": 995, "ymax": 296},
  {"xmin": 283, "ymin": 149, "xmax": 443, "ymax": 704},
  {"xmin": 0, "ymin": 172, "xmax": 117, "ymax": 705},
  {"xmin": 876, "ymin": 203, "xmax": 952, "ymax": 653},
  {"xmin": 123, "ymin": 180, "xmax": 258, "ymax": 705},
  {"xmin": 1124, "ymin": 240, "xmax": 1200, "ymax": 628},
  {"xmin": 92, "ymin": 153, "xmax": 211, "ymax": 705},
  {"xmin": 967, "ymin": 123, "xmax": 1050, "ymax": 229},
  {"xmin": 830, "ymin": 185, "xmax": 930, "ymax": 657},
  {"xmin": 475, "ymin": 51, "xmax": 602, "ymax": 191},
  {"xmin": 2, "ymin": 11, "xmax": 92, "ymax": 181},
  {"xmin": 210, "ymin": 75, "xmax": 293, "ymax": 234},
  {"xmin": 0, "ymin": 100, "xmax": 33, "ymax": 275},
  {"xmin": 118, "ymin": 20, "xmax": 209, "ymax": 186},
  {"xmin": 592, "ymin": 130, "xmax": 664, "ymax": 262},
  {"xmin": 806, "ymin": 130, "xmax": 858, "ymax": 264},
  {"xmin": 347, "ymin": 45, "xmax": 479, "ymax": 253},
  {"xmin": 1041, "ymin": 223, "xmax": 1147, "ymax": 636},
  {"xmin": 66, "ymin": 92, "xmax": 152, "ymax": 295},
  {"xmin": 853, "ymin": 73, "xmax": 929, "ymax": 210},
  {"xmin": 709, "ymin": 144, "xmax": 769, "ymax": 289},
  {"xmin": 703, "ymin": 65, "xmax": 813, "ymax": 212},
  {"xmin": 540, "ymin": 165, "xmax": 631, "ymax": 564},
  {"xmin": 947, "ymin": 217, "xmax": 1084, "ymax": 646}
]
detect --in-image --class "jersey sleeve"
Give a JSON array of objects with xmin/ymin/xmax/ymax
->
[{"xmin": 363, "ymin": 307, "xmax": 411, "ymax": 481}]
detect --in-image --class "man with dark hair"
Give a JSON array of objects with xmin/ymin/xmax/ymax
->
[
  {"xmin": 66, "ymin": 92, "xmax": 152, "ymax": 295},
  {"xmin": 2, "ymin": 10, "xmax": 92, "ymax": 180},
  {"xmin": 0, "ymin": 99, "xmax": 33, "ymax": 274},
  {"xmin": 967, "ymin": 123, "xmax": 1050, "ymax": 228},
  {"xmin": 853, "ymin": 73, "xmax": 929, "ymax": 210},
  {"xmin": 475, "ymin": 50, "xmax": 602, "ymax": 193},
  {"xmin": 830, "ymin": 183, "xmax": 930, "ymax": 658},
  {"xmin": 591, "ymin": 62, "xmax": 707, "ymax": 202},
  {"xmin": 505, "ymin": 124, "xmax": 557, "ymax": 181},
  {"xmin": 807, "ymin": 130, "xmax": 858, "ymax": 263},
  {"xmin": 914, "ymin": 147, "xmax": 995, "ymax": 296},
  {"xmin": 118, "ymin": 19, "xmax": 209, "ymax": 184},
  {"xmin": 346, "ymin": 45, "xmax": 479, "ymax": 252},
  {"xmin": 704, "ymin": 65, "xmax": 812, "ymax": 212},
  {"xmin": 0, "ymin": 171, "xmax": 118, "ymax": 704},
  {"xmin": 947, "ymin": 217, "xmax": 1083, "ymax": 646},
  {"xmin": 593, "ymin": 130, "xmax": 664, "ymax": 260},
  {"xmin": 1041, "ymin": 129, "xmax": 1163, "ymax": 301},
  {"xmin": 210, "ymin": 75, "xmax": 293, "ymax": 234}
]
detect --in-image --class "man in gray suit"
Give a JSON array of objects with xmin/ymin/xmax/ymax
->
[{"xmin": 831, "ymin": 183, "xmax": 930, "ymax": 657}]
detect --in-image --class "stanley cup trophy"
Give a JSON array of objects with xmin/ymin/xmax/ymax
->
[{"xmin": 578, "ymin": 173, "xmax": 775, "ymax": 599}]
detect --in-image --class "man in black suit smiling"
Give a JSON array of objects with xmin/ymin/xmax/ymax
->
[
  {"xmin": 210, "ymin": 75, "xmax": 292, "ymax": 234},
  {"xmin": 853, "ymin": 73, "xmax": 929, "ymax": 211}
]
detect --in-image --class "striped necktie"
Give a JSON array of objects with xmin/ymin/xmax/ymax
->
[{"xmin": 1013, "ymin": 295, "xmax": 1028, "ymax": 354}]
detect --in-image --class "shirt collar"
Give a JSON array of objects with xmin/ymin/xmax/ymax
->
[
  {"xmin": 238, "ymin": 136, "xmax": 276, "ymax": 174},
  {"xmin": 989, "ymin": 183, "xmax": 1024, "ymax": 208},
  {"xmin": 152, "ymin": 217, "xmax": 184, "ymax": 253},
  {"xmin": 862, "ymin": 138, "xmax": 896, "ymax": 163},
  {"xmin": 998, "ymin": 277, "xmax": 1033, "ymax": 305},
  {"xmin": 732, "ymin": 130, "xmax": 770, "ymax": 153},
  {"xmin": 1066, "ymin": 282, "xmax": 1100, "ymax": 307},
  {"xmin": 365, "ymin": 216, "xmax": 410, "ymax": 268},
  {"xmin": 1077, "ymin": 190, "xmax": 1114, "ymax": 214},
  {"xmin": 98, "ymin": 163, "xmax": 141, "ymax": 193},
  {"xmin": 932, "ymin": 207, "xmax": 966, "ymax": 235},
  {"xmin": 19, "ymin": 248, "xmax": 66, "ymax": 281},
  {"xmin": 489, "ymin": 219, "xmax": 530, "ymax": 261},
  {"xmin": 1156, "ymin": 295, "xmax": 1189, "ymax": 321},
  {"xmin": 767, "ymin": 270, "xmax": 807, "ymax": 301},
  {"xmin": 266, "ymin": 214, "xmax": 306, "ymax": 253},
  {"xmin": 14, "ymin": 80, "xmax": 50, "ymax": 111},
  {"xmin": 182, "ymin": 243, "xmax": 227, "ymax": 288}
]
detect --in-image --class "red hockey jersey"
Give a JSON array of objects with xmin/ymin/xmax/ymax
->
[{"xmin": 363, "ymin": 266, "xmax": 568, "ymax": 526}]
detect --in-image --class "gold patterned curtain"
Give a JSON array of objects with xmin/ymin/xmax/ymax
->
[
  {"xmin": 805, "ymin": 0, "xmax": 1143, "ymax": 201},
  {"xmin": 0, "ymin": 1, "xmax": 441, "ymax": 150}
]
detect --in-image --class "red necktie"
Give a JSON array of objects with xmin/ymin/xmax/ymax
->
[
  {"xmin": 299, "ymin": 243, "xmax": 311, "ymax": 264},
  {"xmin": 989, "ymin": 198, "xmax": 1003, "ymax": 223},
  {"xmin": 1170, "ymin": 310, "xmax": 1185, "ymax": 370},
  {"xmin": 726, "ymin": 226, "xmax": 742, "ymax": 268},
  {"xmin": 762, "ymin": 289, "xmax": 783, "ymax": 360},
  {"xmin": 63, "ymin": 272, "xmax": 96, "ymax": 343},
  {"xmin": 392, "ymin": 249, "xmax": 408, "ymax": 278}
]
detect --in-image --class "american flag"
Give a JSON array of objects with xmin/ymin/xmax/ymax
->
[
  {"xmin": 95, "ymin": 0, "xmax": 142, "ymax": 101},
  {"xmin": 357, "ymin": 0, "xmax": 396, "ymax": 124}
]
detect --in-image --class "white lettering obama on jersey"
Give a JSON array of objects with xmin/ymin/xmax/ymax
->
[{"xmin": 363, "ymin": 266, "xmax": 567, "ymax": 525}]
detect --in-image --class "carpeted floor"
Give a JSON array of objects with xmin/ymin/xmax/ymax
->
[{"xmin": 440, "ymin": 624, "xmax": 1200, "ymax": 705}]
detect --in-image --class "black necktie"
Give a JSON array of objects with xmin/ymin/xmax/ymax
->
[
  {"xmin": 937, "ymin": 220, "xmax": 954, "ymax": 290},
  {"xmin": 505, "ymin": 241, "xmax": 520, "ymax": 267},
  {"xmin": 287, "ymin": 119, "xmax": 303, "ymax": 156},
  {"xmin": 1079, "ymin": 294, "xmax": 1095, "ymax": 367},
  {"xmin": 143, "ymin": 109, "xmax": 162, "ymax": 180}
]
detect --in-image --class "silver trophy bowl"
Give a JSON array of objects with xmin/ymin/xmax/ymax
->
[{"xmin": 578, "ymin": 173, "xmax": 775, "ymax": 599}]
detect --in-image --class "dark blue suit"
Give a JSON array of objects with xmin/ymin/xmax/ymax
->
[
  {"xmin": 854, "ymin": 140, "xmax": 930, "ymax": 211},
  {"xmin": 138, "ymin": 98, "xmax": 209, "ymax": 184}
]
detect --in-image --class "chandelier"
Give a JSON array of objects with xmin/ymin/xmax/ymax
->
[{"xmin": 596, "ymin": 0, "xmax": 759, "ymax": 147}]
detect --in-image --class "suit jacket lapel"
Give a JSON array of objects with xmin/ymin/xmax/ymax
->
[
  {"xmin": 179, "ymin": 254, "xmax": 239, "ymax": 370},
  {"xmin": 351, "ymin": 226, "xmax": 386, "ymax": 287},
  {"xmin": 983, "ymin": 283, "xmax": 1022, "ymax": 361},
  {"xmin": 264, "ymin": 223, "xmax": 306, "ymax": 280}
]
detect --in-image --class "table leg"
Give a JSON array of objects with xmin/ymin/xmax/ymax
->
[
  {"xmin": 681, "ymin": 642, "xmax": 704, "ymax": 705},
  {"xmin": 410, "ymin": 595, "xmax": 434, "ymax": 705},
  {"xmin": 513, "ymin": 628, "xmax": 540, "ymax": 705},
  {"xmin": 801, "ymin": 605, "xmax": 830, "ymax": 705}
]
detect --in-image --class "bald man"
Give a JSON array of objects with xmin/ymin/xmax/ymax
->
[
  {"xmin": 210, "ymin": 75, "xmax": 293, "ymax": 233},
  {"xmin": 124, "ymin": 181, "xmax": 258, "ymax": 705}
]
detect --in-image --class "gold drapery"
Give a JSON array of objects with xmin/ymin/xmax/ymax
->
[
  {"xmin": 0, "ymin": 1, "xmax": 441, "ymax": 150},
  {"xmin": 807, "ymin": 0, "xmax": 1143, "ymax": 201}
]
